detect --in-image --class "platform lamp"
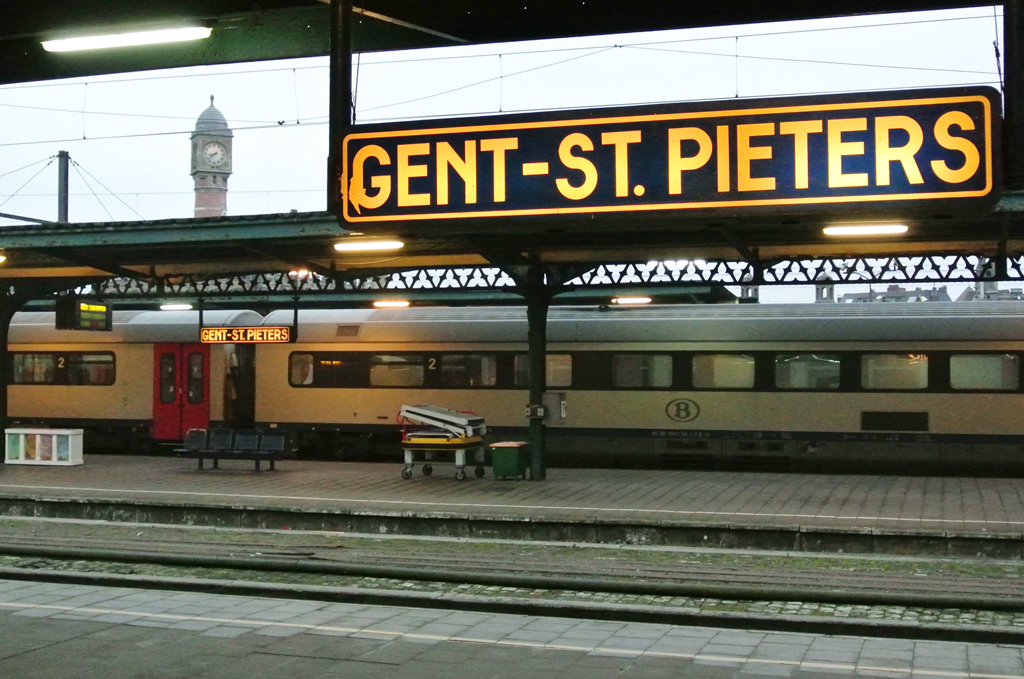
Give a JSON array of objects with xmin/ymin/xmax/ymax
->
[{"xmin": 41, "ymin": 26, "xmax": 212, "ymax": 52}]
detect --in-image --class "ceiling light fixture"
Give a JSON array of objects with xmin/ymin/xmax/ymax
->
[
  {"xmin": 334, "ymin": 240, "xmax": 404, "ymax": 252},
  {"xmin": 373, "ymin": 300, "xmax": 410, "ymax": 308},
  {"xmin": 42, "ymin": 27, "xmax": 212, "ymax": 53},
  {"xmin": 822, "ymin": 224, "xmax": 908, "ymax": 236},
  {"xmin": 611, "ymin": 296, "xmax": 652, "ymax": 305},
  {"xmin": 159, "ymin": 303, "xmax": 193, "ymax": 311}
]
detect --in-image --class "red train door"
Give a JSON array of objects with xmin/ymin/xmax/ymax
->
[{"xmin": 153, "ymin": 343, "xmax": 211, "ymax": 440}]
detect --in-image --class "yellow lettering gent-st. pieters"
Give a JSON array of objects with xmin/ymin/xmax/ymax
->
[
  {"xmin": 480, "ymin": 138, "xmax": 519, "ymax": 203},
  {"xmin": 875, "ymin": 115, "xmax": 924, "ymax": 186},
  {"xmin": 600, "ymin": 130, "xmax": 641, "ymax": 197},
  {"xmin": 931, "ymin": 111, "xmax": 980, "ymax": 184},
  {"xmin": 436, "ymin": 141, "xmax": 477, "ymax": 206},
  {"xmin": 667, "ymin": 127, "xmax": 713, "ymax": 195},
  {"xmin": 556, "ymin": 133, "xmax": 598, "ymax": 200},
  {"xmin": 827, "ymin": 118, "xmax": 869, "ymax": 188},
  {"xmin": 736, "ymin": 123, "xmax": 775, "ymax": 192},
  {"xmin": 397, "ymin": 143, "xmax": 431, "ymax": 207}
]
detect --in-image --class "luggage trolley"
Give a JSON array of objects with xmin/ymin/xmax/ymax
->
[{"xmin": 398, "ymin": 404, "xmax": 486, "ymax": 480}]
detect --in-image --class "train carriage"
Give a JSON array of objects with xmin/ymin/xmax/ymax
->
[{"xmin": 7, "ymin": 302, "xmax": 1024, "ymax": 474}]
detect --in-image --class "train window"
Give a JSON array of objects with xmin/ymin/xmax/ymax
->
[
  {"xmin": 612, "ymin": 355, "xmax": 673, "ymax": 388},
  {"xmin": 159, "ymin": 352, "xmax": 177, "ymax": 403},
  {"xmin": 370, "ymin": 355, "xmax": 425, "ymax": 387},
  {"xmin": 11, "ymin": 354, "xmax": 57, "ymax": 384},
  {"xmin": 950, "ymin": 354, "xmax": 1019, "ymax": 390},
  {"xmin": 441, "ymin": 355, "xmax": 497, "ymax": 388},
  {"xmin": 775, "ymin": 354, "xmax": 840, "ymax": 390},
  {"xmin": 692, "ymin": 354, "xmax": 755, "ymax": 389},
  {"xmin": 861, "ymin": 354, "xmax": 928, "ymax": 390},
  {"xmin": 67, "ymin": 354, "xmax": 115, "ymax": 386},
  {"xmin": 289, "ymin": 354, "xmax": 314, "ymax": 386},
  {"xmin": 514, "ymin": 354, "xmax": 572, "ymax": 388},
  {"xmin": 314, "ymin": 354, "xmax": 363, "ymax": 388},
  {"xmin": 186, "ymin": 353, "xmax": 204, "ymax": 404},
  {"xmin": 11, "ymin": 353, "xmax": 115, "ymax": 386}
]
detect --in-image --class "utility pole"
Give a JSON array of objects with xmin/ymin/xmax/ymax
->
[{"xmin": 57, "ymin": 150, "xmax": 69, "ymax": 223}]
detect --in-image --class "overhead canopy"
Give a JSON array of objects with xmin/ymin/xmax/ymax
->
[{"xmin": 0, "ymin": 1, "xmax": 992, "ymax": 86}]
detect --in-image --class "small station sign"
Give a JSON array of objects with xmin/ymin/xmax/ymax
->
[
  {"xmin": 200, "ymin": 326, "xmax": 292, "ymax": 343},
  {"xmin": 339, "ymin": 87, "xmax": 999, "ymax": 225},
  {"xmin": 55, "ymin": 299, "xmax": 112, "ymax": 331}
]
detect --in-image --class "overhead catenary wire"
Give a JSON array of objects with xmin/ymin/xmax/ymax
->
[
  {"xmin": 0, "ymin": 102, "xmax": 282, "ymax": 126},
  {"xmin": 624, "ymin": 44, "xmax": 998, "ymax": 76},
  {"xmin": 0, "ymin": 155, "xmax": 56, "ymax": 180},
  {"xmin": 0, "ymin": 9, "xmax": 1005, "ymax": 145},
  {"xmin": 71, "ymin": 159, "xmax": 145, "ymax": 220},
  {"xmin": 0, "ymin": 156, "xmax": 56, "ymax": 210},
  {"xmin": 71, "ymin": 161, "xmax": 114, "ymax": 221},
  {"xmin": 0, "ymin": 10, "xmax": 1001, "ymax": 93}
]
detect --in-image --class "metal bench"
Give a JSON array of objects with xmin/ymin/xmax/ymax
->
[{"xmin": 175, "ymin": 428, "xmax": 294, "ymax": 471}]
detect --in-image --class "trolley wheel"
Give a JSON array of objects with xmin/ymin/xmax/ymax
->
[
  {"xmin": 474, "ymin": 466, "xmax": 485, "ymax": 478},
  {"xmin": 422, "ymin": 464, "xmax": 433, "ymax": 476},
  {"xmin": 455, "ymin": 470, "xmax": 467, "ymax": 481},
  {"xmin": 401, "ymin": 468, "xmax": 413, "ymax": 480}
]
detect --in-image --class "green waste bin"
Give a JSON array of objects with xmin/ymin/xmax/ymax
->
[{"xmin": 490, "ymin": 441, "xmax": 529, "ymax": 479}]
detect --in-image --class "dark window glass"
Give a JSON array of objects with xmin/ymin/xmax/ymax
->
[
  {"xmin": 950, "ymin": 354, "xmax": 1019, "ymax": 390},
  {"xmin": 370, "ymin": 355, "xmax": 424, "ymax": 387},
  {"xmin": 611, "ymin": 355, "xmax": 673, "ymax": 388},
  {"xmin": 186, "ymin": 352, "xmax": 204, "ymax": 404},
  {"xmin": 775, "ymin": 354, "xmax": 841, "ymax": 389},
  {"xmin": 861, "ymin": 354, "xmax": 928, "ymax": 390},
  {"xmin": 314, "ymin": 354, "xmax": 363, "ymax": 387},
  {"xmin": 441, "ymin": 355, "xmax": 497, "ymax": 387},
  {"xmin": 67, "ymin": 354, "xmax": 115, "ymax": 386},
  {"xmin": 692, "ymin": 354, "xmax": 755, "ymax": 389},
  {"xmin": 514, "ymin": 354, "xmax": 572, "ymax": 387},
  {"xmin": 11, "ymin": 353, "xmax": 114, "ymax": 386},
  {"xmin": 160, "ymin": 352, "xmax": 177, "ymax": 404},
  {"xmin": 12, "ymin": 354, "xmax": 57, "ymax": 384},
  {"xmin": 289, "ymin": 354, "xmax": 314, "ymax": 386}
]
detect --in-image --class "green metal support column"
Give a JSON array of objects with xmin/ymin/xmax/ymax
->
[
  {"xmin": 525, "ymin": 266, "xmax": 549, "ymax": 481},
  {"xmin": 1006, "ymin": 0, "xmax": 1024, "ymax": 190},
  {"xmin": 328, "ymin": 0, "xmax": 354, "ymax": 215}
]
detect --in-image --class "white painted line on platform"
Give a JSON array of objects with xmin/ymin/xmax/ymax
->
[
  {"xmin": 0, "ymin": 482, "xmax": 1021, "ymax": 526},
  {"xmin": 0, "ymin": 599, "xmax": 1018, "ymax": 678}
]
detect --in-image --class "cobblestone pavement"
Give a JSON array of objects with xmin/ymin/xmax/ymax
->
[
  {"xmin": 2, "ymin": 456, "xmax": 1024, "ymax": 533},
  {"xmin": 3, "ymin": 578, "xmax": 1024, "ymax": 679}
]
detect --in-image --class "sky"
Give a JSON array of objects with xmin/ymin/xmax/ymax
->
[{"xmin": 0, "ymin": 5, "xmax": 1010, "ymax": 302}]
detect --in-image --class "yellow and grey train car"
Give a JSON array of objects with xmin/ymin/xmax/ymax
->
[
  {"xmin": 8, "ymin": 302, "xmax": 1024, "ymax": 474},
  {"xmin": 7, "ymin": 310, "xmax": 262, "ymax": 449},
  {"xmin": 255, "ymin": 303, "xmax": 1024, "ymax": 474}
]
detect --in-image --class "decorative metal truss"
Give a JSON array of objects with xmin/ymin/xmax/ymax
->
[{"xmin": 13, "ymin": 253, "xmax": 1024, "ymax": 306}]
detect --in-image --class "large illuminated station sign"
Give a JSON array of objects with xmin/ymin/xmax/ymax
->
[{"xmin": 339, "ymin": 87, "xmax": 999, "ymax": 226}]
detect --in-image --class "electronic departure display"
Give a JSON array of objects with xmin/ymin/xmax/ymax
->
[
  {"xmin": 339, "ymin": 87, "xmax": 999, "ymax": 225},
  {"xmin": 200, "ymin": 326, "xmax": 292, "ymax": 343},
  {"xmin": 55, "ymin": 299, "xmax": 112, "ymax": 332}
]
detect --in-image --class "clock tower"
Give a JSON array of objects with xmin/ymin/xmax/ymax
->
[{"xmin": 191, "ymin": 95, "xmax": 233, "ymax": 218}]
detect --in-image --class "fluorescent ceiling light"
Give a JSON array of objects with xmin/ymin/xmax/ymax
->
[
  {"xmin": 373, "ymin": 300, "xmax": 410, "ymax": 308},
  {"xmin": 42, "ymin": 27, "xmax": 212, "ymax": 53},
  {"xmin": 611, "ymin": 296, "xmax": 652, "ymax": 305},
  {"xmin": 823, "ymin": 224, "xmax": 908, "ymax": 236},
  {"xmin": 334, "ymin": 240, "xmax": 404, "ymax": 252},
  {"xmin": 0, "ymin": 255, "xmax": 7, "ymax": 264},
  {"xmin": 160, "ymin": 303, "xmax": 193, "ymax": 311}
]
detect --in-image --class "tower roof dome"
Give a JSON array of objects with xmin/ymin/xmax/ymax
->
[{"xmin": 194, "ymin": 95, "xmax": 232, "ymax": 137}]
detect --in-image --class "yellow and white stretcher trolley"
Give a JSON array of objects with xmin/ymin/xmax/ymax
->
[{"xmin": 398, "ymin": 404, "xmax": 487, "ymax": 481}]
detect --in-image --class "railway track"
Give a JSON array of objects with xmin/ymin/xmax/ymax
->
[{"xmin": 2, "ymin": 526, "xmax": 1024, "ymax": 607}]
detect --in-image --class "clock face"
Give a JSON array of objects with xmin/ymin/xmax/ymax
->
[{"xmin": 202, "ymin": 142, "xmax": 227, "ymax": 167}]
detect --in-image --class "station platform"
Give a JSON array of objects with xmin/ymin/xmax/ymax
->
[{"xmin": 1, "ymin": 456, "xmax": 1023, "ymax": 558}]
